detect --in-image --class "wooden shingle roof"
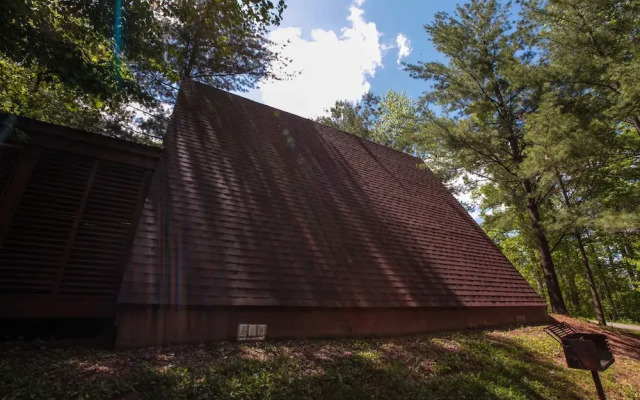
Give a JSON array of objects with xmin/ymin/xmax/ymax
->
[{"xmin": 118, "ymin": 80, "xmax": 546, "ymax": 308}]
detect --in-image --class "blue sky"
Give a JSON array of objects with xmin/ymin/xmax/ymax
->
[
  {"xmin": 240, "ymin": 0, "xmax": 481, "ymax": 220},
  {"xmin": 243, "ymin": 0, "xmax": 459, "ymax": 119}
]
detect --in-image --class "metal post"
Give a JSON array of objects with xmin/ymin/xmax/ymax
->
[{"xmin": 591, "ymin": 370, "xmax": 606, "ymax": 400}]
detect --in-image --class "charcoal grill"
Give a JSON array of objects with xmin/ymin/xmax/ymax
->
[{"xmin": 545, "ymin": 322, "xmax": 615, "ymax": 400}]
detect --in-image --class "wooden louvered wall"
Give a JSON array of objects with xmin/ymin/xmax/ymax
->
[{"xmin": 0, "ymin": 117, "xmax": 160, "ymax": 318}]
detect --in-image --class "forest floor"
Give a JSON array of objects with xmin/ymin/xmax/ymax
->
[{"xmin": 1, "ymin": 315, "xmax": 639, "ymax": 400}]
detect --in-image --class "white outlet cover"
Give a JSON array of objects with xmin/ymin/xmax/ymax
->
[
  {"xmin": 248, "ymin": 324, "xmax": 257, "ymax": 337},
  {"xmin": 237, "ymin": 324, "xmax": 248, "ymax": 339},
  {"xmin": 237, "ymin": 323, "xmax": 267, "ymax": 341},
  {"xmin": 256, "ymin": 324, "xmax": 267, "ymax": 339}
]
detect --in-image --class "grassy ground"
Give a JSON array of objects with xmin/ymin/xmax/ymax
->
[{"xmin": 1, "ymin": 317, "xmax": 639, "ymax": 400}]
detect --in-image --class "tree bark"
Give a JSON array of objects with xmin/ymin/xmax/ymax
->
[
  {"xmin": 566, "ymin": 271, "xmax": 581, "ymax": 311},
  {"xmin": 25, "ymin": 69, "xmax": 44, "ymax": 111},
  {"xmin": 180, "ymin": 16, "xmax": 202, "ymax": 81},
  {"xmin": 523, "ymin": 188, "xmax": 568, "ymax": 314},
  {"xmin": 535, "ymin": 272, "xmax": 545, "ymax": 295},
  {"xmin": 595, "ymin": 262, "xmax": 618, "ymax": 321},
  {"xmin": 620, "ymin": 245, "xmax": 638, "ymax": 288},
  {"xmin": 597, "ymin": 247, "xmax": 620, "ymax": 321},
  {"xmin": 182, "ymin": 36, "xmax": 200, "ymax": 80},
  {"xmin": 556, "ymin": 175, "xmax": 606, "ymax": 324},
  {"xmin": 632, "ymin": 116, "xmax": 640, "ymax": 138},
  {"xmin": 575, "ymin": 233, "xmax": 606, "ymax": 325},
  {"xmin": 493, "ymin": 73, "xmax": 567, "ymax": 314}
]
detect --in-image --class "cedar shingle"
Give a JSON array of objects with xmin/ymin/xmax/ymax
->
[{"xmin": 118, "ymin": 80, "xmax": 546, "ymax": 308}]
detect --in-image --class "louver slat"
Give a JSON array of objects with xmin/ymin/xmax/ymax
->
[
  {"xmin": 0, "ymin": 149, "xmax": 91, "ymax": 294},
  {"xmin": 0, "ymin": 145, "xmax": 21, "ymax": 203},
  {"xmin": 0, "ymin": 152, "xmax": 149, "ymax": 296},
  {"xmin": 60, "ymin": 161, "xmax": 148, "ymax": 296},
  {"xmin": 0, "ymin": 116, "xmax": 160, "ymax": 317}
]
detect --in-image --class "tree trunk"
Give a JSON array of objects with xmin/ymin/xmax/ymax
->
[
  {"xmin": 622, "ymin": 243, "xmax": 635, "ymax": 259},
  {"xmin": 181, "ymin": 16, "xmax": 203, "ymax": 81},
  {"xmin": 598, "ymin": 247, "xmax": 620, "ymax": 321},
  {"xmin": 566, "ymin": 270, "xmax": 581, "ymax": 311},
  {"xmin": 632, "ymin": 116, "xmax": 640, "ymax": 138},
  {"xmin": 524, "ymin": 190, "xmax": 568, "ymax": 314},
  {"xmin": 556, "ymin": 175, "xmax": 605, "ymax": 323},
  {"xmin": 535, "ymin": 273, "xmax": 545, "ymax": 296},
  {"xmin": 499, "ymin": 84, "xmax": 567, "ymax": 313},
  {"xmin": 575, "ymin": 233, "xmax": 606, "ymax": 325},
  {"xmin": 620, "ymin": 245, "xmax": 638, "ymax": 288},
  {"xmin": 24, "ymin": 69, "xmax": 44, "ymax": 111}
]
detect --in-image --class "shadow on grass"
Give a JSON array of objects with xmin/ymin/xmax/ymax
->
[{"xmin": 1, "ymin": 328, "xmax": 600, "ymax": 400}]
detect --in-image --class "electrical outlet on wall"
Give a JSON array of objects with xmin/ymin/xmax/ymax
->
[
  {"xmin": 256, "ymin": 324, "xmax": 267, "ymax": 339},
  {"xmin": 237, "ymin": 323, "xmax": 267, "ymax": 341},
  {"xmin": 237, "ymin": 324, "xmax": 249, "ymax": 340},
  {"xmin": 248, "ymin": 324, "xmax": 257, "ymax": 338}
]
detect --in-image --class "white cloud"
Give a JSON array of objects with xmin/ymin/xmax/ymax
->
[
  {"xmin": 354, "ymin": 0, "xmax": 365, "ymax": 6},
  {"xmin": 257, "ymin": 5, "xmax": 383, "ymax": 118},
  {"xmin": 454, "ymin": 190, "xmax": 482, "ymax": 223},
  {"xmin": 451, "ymin": 175, "xmax": 484, "ymax": 223},
  {"xmin": 395, "ymin": 33, "xmax": 412, "ymax": 64}
]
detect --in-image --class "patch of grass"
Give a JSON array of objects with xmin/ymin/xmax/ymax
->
[{"xmin": 1, "ymin": 325, "xmax": 639, "ymax": 400}]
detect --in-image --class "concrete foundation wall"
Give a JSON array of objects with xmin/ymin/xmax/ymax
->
[{"xmin": 115, "ymin": 305, "xmax": 548, "ymax": 348}]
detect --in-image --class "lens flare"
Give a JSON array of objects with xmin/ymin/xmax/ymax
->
[
  {"xmin": 113, "ymin": 0, "xmax": 123, "ymax": 83},
  {"xmin": 0, "ymin": 115, "xmax": 17, "ymax": 143}
]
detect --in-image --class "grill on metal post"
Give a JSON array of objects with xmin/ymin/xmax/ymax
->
[{"xmin": 545, "ymin": 322, "xmax": 615, "ymax": 400}]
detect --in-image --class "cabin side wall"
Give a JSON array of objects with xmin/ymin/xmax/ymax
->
[
  {"xmin": 115, "ymin": 305, "xmax": 548, "ymax": 348},
  {"xmin": 0, "ymin": 117, "xmax": 161, "ymax": 320}
]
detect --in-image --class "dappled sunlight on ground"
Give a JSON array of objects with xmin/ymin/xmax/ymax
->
[{"xmin": 1, "ymin": 316, "xmax": 638, "ymax": 399}]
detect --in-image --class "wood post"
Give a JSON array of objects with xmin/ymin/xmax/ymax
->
[{"xmin": 591, "ymin": 370, "xmax": 606, "ymax": 400}]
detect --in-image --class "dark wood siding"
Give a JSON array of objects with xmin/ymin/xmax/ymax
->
[
  {"xmin": 0, "ymin": 145, "xmax": 21, "ymax": 203},
  {"xmin": 0, "ymin": 116, "xmax": 160, "ymax": 318},
  {"xmin": 115, "ymin": 305, "xmax": 549, "ymax": 348}
]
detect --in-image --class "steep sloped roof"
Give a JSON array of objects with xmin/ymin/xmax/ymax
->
[{"xmin": 118, "ymin": 80, "xmax": 545, "ymax": 308}]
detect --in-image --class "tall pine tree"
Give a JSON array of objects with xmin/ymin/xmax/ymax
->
[{"xmin": 406, "ymin": 0, "xmax": 568, "ymax": 313}]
